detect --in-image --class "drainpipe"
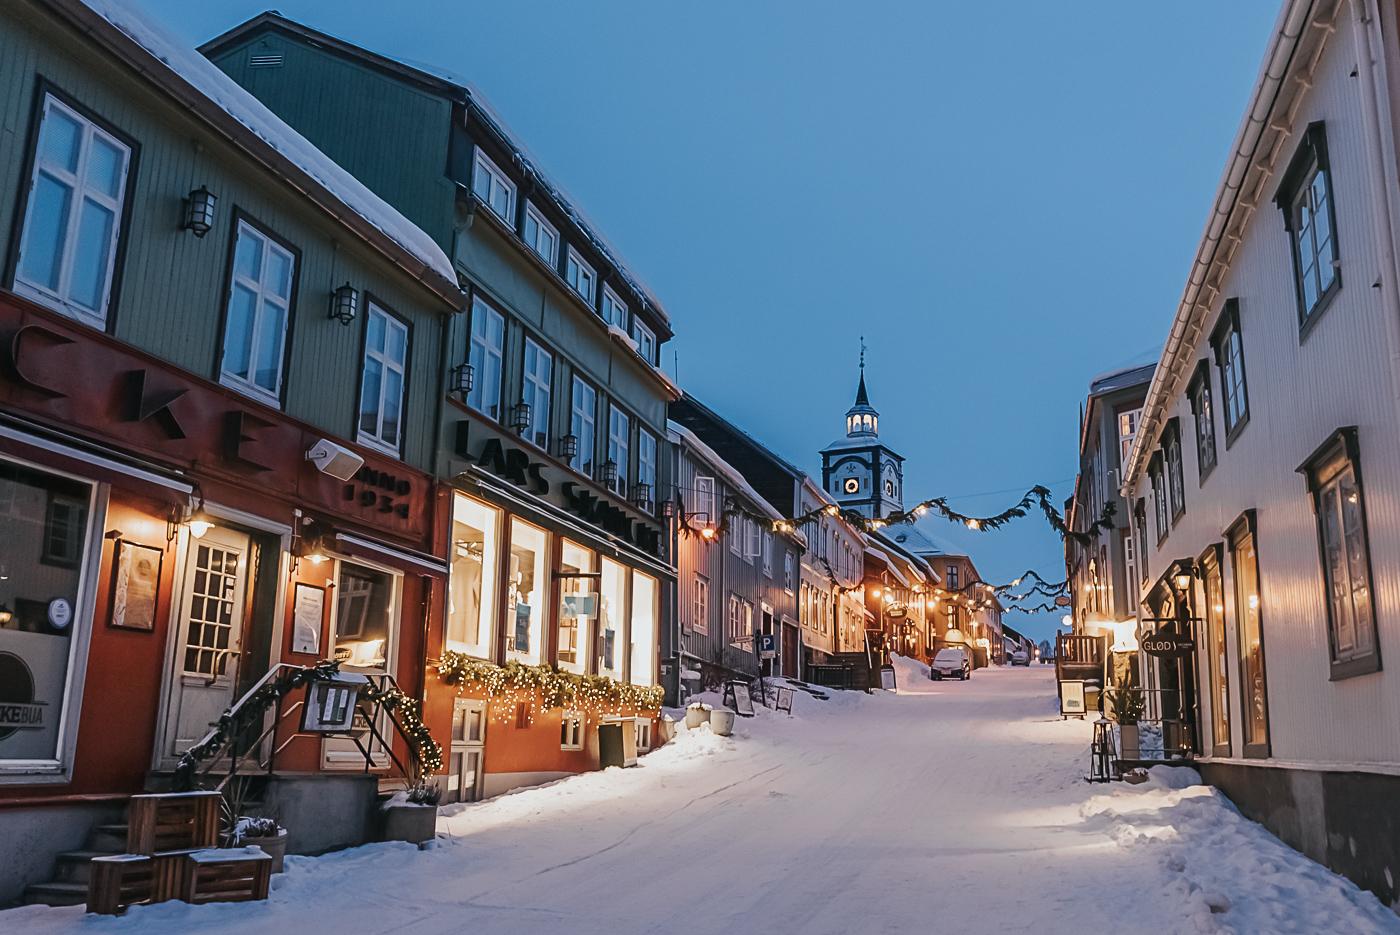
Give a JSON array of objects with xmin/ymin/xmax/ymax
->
[{"xmin": 1349, "ymin": 0, "xmax": 1400, "ymax": 405}]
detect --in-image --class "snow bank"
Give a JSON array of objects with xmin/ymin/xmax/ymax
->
[
  {"xmin": 78, "ymin": 0, "xmax": 458, "ymax": 287},
  {"xmin": 1082, "ymin": 768, "xmax": 1400, "ymax": 933}
]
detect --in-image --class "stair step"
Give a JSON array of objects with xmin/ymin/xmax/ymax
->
[
  {"xmin": 23, "ymin": 881, "xmax": 87, "ymax": 908},
  {"xmin": 88, "ymin": 823, "xmax": 129, "ymax": 851},
  {"xmin": 54, "ymin": 850, "xmax": 123, "ymax": 884}
]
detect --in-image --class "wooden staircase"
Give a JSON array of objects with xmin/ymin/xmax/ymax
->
[{"xmin": 22, "ymin": 823, "xmax": 128, "ymax": 907}]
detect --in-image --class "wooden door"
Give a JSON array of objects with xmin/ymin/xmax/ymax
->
[{"xmin": 447, "ymin": 698, "xmax": 487, "ymax": 802}]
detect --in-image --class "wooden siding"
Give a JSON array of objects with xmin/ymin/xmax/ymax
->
[
  {"xmin": 0, "ymin": 2, "xmax": 449, "ymax": 470},
  {"xmin": 1130, "ymin": 9, "xmax": 1400, "ymax": 770}
]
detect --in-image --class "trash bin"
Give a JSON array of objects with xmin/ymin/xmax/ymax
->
[{"xmin": 598, "ymin": 719, "xmax": 638, "ymax": 768}]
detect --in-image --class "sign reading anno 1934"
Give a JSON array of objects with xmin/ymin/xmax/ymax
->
[{"xmin": 1141, "ymin": 628, "xmax": 1197, "ymax": 657}]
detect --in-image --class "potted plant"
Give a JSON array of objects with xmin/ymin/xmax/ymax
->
[
  {"xmin": 229, "ymin": 815, "xmax": 288, "ymax": 873},
  {"xmin": 1107, "ymin": 687, "xmax": 1145, "ymax": 760},
  {"xmin": 379, "ymin": 782, "xmax": 441, "ymax": 846},
  {"xmin": 685, "ymin": 701, "xmax": 711, "ymax": 729},
  {"xmin": 709, "ymin": 708, "xmax": 736, "ymax": 736}
]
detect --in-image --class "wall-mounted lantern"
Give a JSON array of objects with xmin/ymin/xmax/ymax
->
[
  {"xmin": 510, "ymin": 401, "xmax": 531, "ymax": 435},
  {"xmin": 448, "ymin": 363, "xmax": 474, "ymax": 398},
  {"xmin": 184, "ymin": 186, "xmax": 217, "ymax": 237},
  {"xmin": 330, "ymin": 283, "xmax": 359, "ymax": 325},
  {"xmin": 558, "ymin": 433, "xmax": 579, "ymax": 462}
]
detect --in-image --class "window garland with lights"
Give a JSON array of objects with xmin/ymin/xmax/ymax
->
[{"xmin": 437, "ymin": 654, "xmax": 664, "ymax": 725}]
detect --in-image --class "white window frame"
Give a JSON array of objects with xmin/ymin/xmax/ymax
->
[
  {"xmin": 522, "ymin": 201, "xmax": 558, "ymax": 266},
  {"xmin": 633, "ymin": 717, "xmax": 653, "ymax": 753},
  {"xmin": 692, "ymin": 574, "xmax": 709, "ymax": 633},
  {"xmin": 15, "ymin": 94, "xmax": 131, "ymax": 329},
  {"xmin": 570, "ymin": 376, "xmax": 596, "ymax": 477},
  {"xmin": 565, "ymin": 246, "xmax": 596, "ymax": 307},
  {"xmin": 472, "ymin": 148, "xmax": 516, "ymax": 223},
  {"xmin": 522, "ymin": 336, "xmax": 553, "ymax": 449},
  {"xmin": 727, "ymin": 594, "xmax": 753, "ymax": 649},
  {"xmin": 220, "ymin": 219, "xmax": 295, "ymax": 406},
  {"xmin": 693, "ymin": 475, "xmax": 716, "ymax": 526},
  {"xmin": 602, "ymin": 284, "xmax": 629, "ymax": 329},
  {"xmin": 783, "ymin": 552, "xmax": 795, "ymax": 595},
  {"xmin": 607, "ymin": 404, "xmax": 630, "ymax": 497},
  {"xmin": 560, "ymin": 711, "xmax": 584, "ymax": 751},
  {"xmin": 762, "ymin": 529, "xmax": 773, "ymax": 577},
  {"xmin": 633, "ymin": 318, "xmax": 657, "ymax": 365},
  {"xmin": 356, "ymin": 302, "xmax": 408, "ymax": 455},
  {"xmin": 744, "ymin": 518, "xmax": 760, "ymax": 565},
  {"xmin": 468, "ymin": 297, "xmax": 505, "ymax": 420},
  {"xmin": 637, "ymin": 428, "xmax": 657, "ymax": 504}
]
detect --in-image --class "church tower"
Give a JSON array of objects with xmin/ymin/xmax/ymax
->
[{"xmin": 820, "ymin": 343, "xmax": 905, "ymax": 518}]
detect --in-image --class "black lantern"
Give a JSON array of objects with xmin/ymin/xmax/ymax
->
[
  {"xmin": 660, "ymin": 498, "xmax": 675, "ymax": 519},
  {"xmin": 602, "ymin": 459, "xmax": 618, "ymax": 488},
  {"xmin": 330, "ymin": 283, "xmax": 359, "ymax": 325},
  {"xmin": 184, "ymin": 185, "xmax": 217, "ymax": 237},
  {"xmin": 632, "ymin": 482, "xmax": 653, "ymax": 510},
  {"xmin": 559, "ymin": 433, "xmax": 579, "ymax": 462},
  {"xmin": 510, "ymin": 400, "xmax": 531, "ymax": 435},
  {"xmin": 448, "ymin": 363, "xmax": 473, "ymax": 398}
]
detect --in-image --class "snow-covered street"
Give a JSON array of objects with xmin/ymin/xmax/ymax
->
[{"xmin": 5, "ymin": 664, "xmax": 1397, "ymax": 935}]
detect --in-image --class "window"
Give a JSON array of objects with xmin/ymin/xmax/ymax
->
[
  {"xmin": 220, "ymin": 220, "xmax": 295, "ymax": 404},
  {"xmin": 560, "ymin": 712, "xmax": 583, "ymax": 751},
  {"xmin": 692, "ymin": 574, "xmax": 709, "ymax": 633},
  {"xmin": 15, "ymin": 94, "xmax": 132, "ymax": 328},
  {"xmin": 1188, "ymin": 362, "xmax": 1216, "ymax": 480},
  {"xmin": 1149, "ymin": 454, "xmax": 1167, "ymax": 543},
  {"xmin": 1301, "ymin": 429, "xmax": 1380, "ymax": 679},
  {"xmin": 506, "ymin": 519, "xmax": 548, "ymax": 665},
  {"xmin": 569, "ymin": 376, "xmax": 596, "ymax": 476},
  {"xmin": 333, "ymin": 561, "xmax": 396, "ymax": 670},
  {"xmin": 357, "ymin": 303, "xmax": 408, "ymax": 453},
  {"xmin": 602, "ymin": 285, "xmax": 628, "ymax": 329},
  {"xmin": 565, "ymin": 247, "xmax": 596, "ymax": 306},
  {"xmin": 1164, "ymin": 420, "xmax": 1185, "ymax": 522},
  {"xmin": 633, "ymin": 319, "xmax": 657, "ymax": 365},
  {"xmin": 783, "ymin": 552, "xmax": 795, "ymax": 594},
  {"xmin": 1276, "ymin": 123, "xmax": 1339, "ymax": 327},
  {"xmin": 1201, "ymin": 546, "xmax": 1231, "ymax": 756},
  {"xmin": 946, "ymin": 565, "xmax": 959, "ymax": 589},
  {"xmin": 630, "ymin": 571, "xmax": 658, "ymax": 686},
  {"xmin": 467, "ymin": 297, "xmax": 505, "ymax": 420},
  {"xmin": 598, "ymin": 558, "xmax": 627, "ymax": 676},
  {"xmin": 1134, "ymin": 500, "xmax": 1148, "ymax": 584},
  {"xmin": 1117, "ymin": 408, "xmax": 1141, "ymax": 469},
  {"xmin": 607, "ymin": 405, "xmax": 630, "ymax": 497},
  {"xmin": 472, "ymin": 148, "xmax": 515, "ymax": 222},
  {"xmin": 523, "ymin": 202, "xmax": 558, "ymax": 265},
  {"xmin": 744, "ymin": 518, "xmax": 760, "ymax": 565},
  {"xmin": 522, "ymin": 337, "xmax": 552, "ymax": 449},
  {"xmin": 1229, "ymin": 511, "xmax": 1269, "ymax": 757},
  {"xmin": 447, "ymin": 493, "xmax": 500, "ymax": 659},
  {"xmin": 692, "ymin": 475, "xmax": 716, "ymax": 525},
  {"xmin": 0, "ymin": 458, "xmax": 95, "ymax": 772},
  {"xmin": 727, "ymin": 594, "xmax": 753, "ymax": 648},
  {"xmin": 1210, "ymin": 300, "xmax": 1249, "ymax": 440},
  {"xmin": 1122, "ymin": 530, "xmax": 1137, "ymax": 598},
  {"xmin": 557, "ymin": 540, "xmax": 594, "ymax": 675},
  {"xmin": 761, "ymin": 529, "xmax": 773, "ymax": 577},
  {"xmin": 636, "ymin": 428, "xmax": 657, "ymax": 508},
  {"xmin": 633, "ymin": 717, "xmax": 653, "ymax": 752}
]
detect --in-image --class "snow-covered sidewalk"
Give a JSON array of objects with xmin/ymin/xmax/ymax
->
[{"xmin": 4, "ymin": 664, "xmax": 1396, "ymax": 934}]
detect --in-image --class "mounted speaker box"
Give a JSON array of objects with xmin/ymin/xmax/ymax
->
[{"xmin": 305, "ymin": 438, "xmax": 365, "ymax": 481}]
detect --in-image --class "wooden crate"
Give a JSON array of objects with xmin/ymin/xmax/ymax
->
[
  {"xmin": 178, "ymin": 848, "xmax": 272, "ymax": 905},
  {"xmin": 126, "ymin": 791, "xmax": 221, "ymax": 855}
]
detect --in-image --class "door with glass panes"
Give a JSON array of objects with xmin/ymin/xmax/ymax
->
[
  {"xmin": 323, "ymin": 559, "xmax": 398, "ymax": 769},
  {"xmin": 160, "ymin": 526, "xmax": 250, "ymax": 765},
  {"xmin": 447, "ymin": 697, "xmax": 487, "ymax": 802}
]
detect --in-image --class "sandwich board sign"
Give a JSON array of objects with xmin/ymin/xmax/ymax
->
[
  {"xmin": 1059, "ymin": 679, "xmax": 1087, "ymax": 719},
  {"xmin": 723, "ymin": 680, "xmax": 756, "ymax": 716}
]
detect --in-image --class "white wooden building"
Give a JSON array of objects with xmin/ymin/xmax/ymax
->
[{"xmin": 1120, "ymin": 0, "xmax": 1400, "ymax": 905}]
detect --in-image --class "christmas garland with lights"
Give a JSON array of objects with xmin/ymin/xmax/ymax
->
[
  {"xmin": 172, "ymin": 661, "xmax": 442, "ymax": 790},
  {"xmin": 437, "ymin": 654, "xmax": 665, "ymax": 721}
]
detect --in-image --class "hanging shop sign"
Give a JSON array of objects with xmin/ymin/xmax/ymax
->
[{"xmin": 1140, "ymin": 628, "xmax": 1197, "ymax": 658}]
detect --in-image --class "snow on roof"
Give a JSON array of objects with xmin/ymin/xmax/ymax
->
[
  {"xmin": 1088, "ymin": 361, "xmax": 1156, "ymax": 397},
  {"xmin": 821, "ymin": 436, "xmax": 877, "ymax": 452},
  {"xmin": 667, "ymin": 421, "xmax": 806, "ymax": 547},
  {"xmin": 77, "ymin": 0, "xmax": 458, "ymax": 290},
  {"xmin": 861, "ymin": 540, "xmax": 913, "ymax": 588},
  {"xmin": 887, "ymin": 524, "xmax": 962, "ymax": 558}
]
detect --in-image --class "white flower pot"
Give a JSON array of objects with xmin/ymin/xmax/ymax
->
[
  {"xmin": 685, "ymin": 705, "xmax": 710, "ymax": 729},
  {"xmin": 710, "ymin": 709, "xmax": 736, "ymax": 736}
]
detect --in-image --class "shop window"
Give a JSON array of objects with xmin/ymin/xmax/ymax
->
[
  {"xmin": 1229, "ymin": 512, "xmax": 1269, "ymax": 758},
  {"xmin": 560, "ymin": 711, "xmax": 584, "ymax": 750},
  {"xmin": 629, "ymin": 571, "xmax": 658, "ymax": 686},
  {"xmin": 557, "ymin": 540, "xmax": 595, "ymax": 675},
  {"xmin": 332, "ymin": 561, "xmax": 395, "ymax": 670},
  {"xmin": 1201, "ymin": 546, "xmax": 1231, "ymax": 756},
  {"xmin": 357, "ymin": 302, "xmax": 408, "ymax": 454},
  {"xmin": 634, "ymin": 717, "xmax": 653, "ymax": 753},
  {"xmin": 506, "ymin": 519, "xmax": 548, "ymax": 665},
  {"xmin": 14, "ymin": 93, "xmax": 132, "ymax": 329},
  {"xmin": 220, "ymin": 219, "xmax": 296, "ymax": 405},
  {"xmin": 1301, "ymin": 428, "xmax": 1380, "ymax": 679},
  {"xmin": 598, "ymin": 558, "xmax": 627, "ymax": 676},
  {"xmin": 0, "ymin": 458, "xmax": 95, "ymax": 772},
  {"xmin": 447, "ymin": 493, "xmax": 500, "ymax": 659}
]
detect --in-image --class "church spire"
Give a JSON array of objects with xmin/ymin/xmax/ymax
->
[
  {"xmin": 845, "ymin": 337, "xmax": 879, "ymax": 438},
  {"xmin": 854, "ymin": 337, "xmax": 870, "ymax": 406}
]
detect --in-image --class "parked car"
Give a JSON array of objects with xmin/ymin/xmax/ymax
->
[
  {"xmin": 930, "ymin": 647, "xmax": 972, "ymax": 680},
  {"xmin": 1009, "ymin": 649, "xmax": 1030, "ymax": 666}
]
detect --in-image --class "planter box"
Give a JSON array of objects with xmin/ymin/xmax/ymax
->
[
  {"xmin": 248, "ymin": 829, "xmax": 288, "ymax": 874},
  {"xmin": 710, "ymin": 709, "xmax": 736, "ymax": 737},
  {"xmin": 685, "ymin": 705, "xmax": 710, "ymax": 729},
  {"xmin": 1118, "ymin": 723, "xmax": 1141, "ymax": 761},
  {"xmin": 378, "ymin": 804, "xmax": 437, "ymax": 846}
]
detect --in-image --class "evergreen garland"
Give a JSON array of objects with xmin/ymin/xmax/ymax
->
[{"xmin": 437, "ymin": 653, "xmax": 665, "ymax": 718}]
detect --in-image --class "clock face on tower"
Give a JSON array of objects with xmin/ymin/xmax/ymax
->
[
  {"xmin": 843, "ymin": 477, "xmax": 861, "ymax": 495},
  {"xmin": 883, "ymin": 479, "xmax": 895, "ymax": 497}
]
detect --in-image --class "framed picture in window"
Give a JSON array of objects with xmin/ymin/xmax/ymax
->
[{"xmin": 109, "ymin": 540, "xmax": 163, "ymax": 631}]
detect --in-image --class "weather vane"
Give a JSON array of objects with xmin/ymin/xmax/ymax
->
[{"xmin": 859, "ymin": 335, "xmax": 866, "ymax": 373}]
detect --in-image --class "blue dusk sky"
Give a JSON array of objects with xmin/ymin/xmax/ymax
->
[{"xmin": 141, "ymin": 0, "xmax": 1280, "ymax": 641}]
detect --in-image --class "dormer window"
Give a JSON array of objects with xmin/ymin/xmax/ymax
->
[{"xmin": 472, "ymin": 148, "xmax": 515, "ymax": 223}]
